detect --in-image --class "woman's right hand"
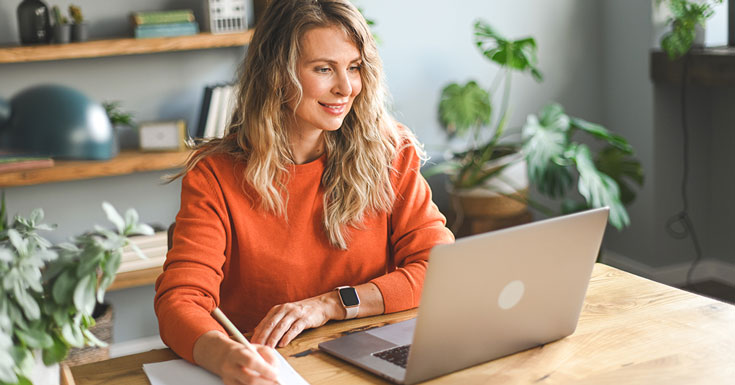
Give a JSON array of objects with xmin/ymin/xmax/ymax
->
[{"xmin": 193, "ymin": 330, "xmax": 280, "ymax": 385}]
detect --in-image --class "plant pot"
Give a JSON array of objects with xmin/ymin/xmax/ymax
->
[
  {"xmin": 29, "ymin": 351, "xmax": 59, "ymax": 385},
  {"xmin": 63, "ymin": 303, "xmax": 113, "ymax": 366},
  {"xmin": 448, "ymin": 153, "xmax": 532, "ymax": 237},
  {"xmin": 52, "ymin": 23, "xmax": 70, "ymax": 44},
  {"xmin": 71, "ymin": 23, "xmax": 88, "ymax": 42}
]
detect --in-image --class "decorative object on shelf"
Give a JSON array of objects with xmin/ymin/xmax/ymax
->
[
  {"xmin": 51, "ymin": 5, "xmax": 70, "ymax": 44},
  {"xmin": 103, "ymin": 101, "xmax": 138, "ymax": 151},
  {"xmin": 204, "ymin": 0, "xmax": 248, "ymax": 34},
  {"xmin": 69, "ymin": 4, "xmax": 88, "ymax": 42},
  {"xmin": 0, "ymin": 84, "xmax": 115, "ymax": 160},
  {"xmin": 655, "ymin": 0, "xmax": 725, "ymax": 59},
  {"xmin": 131, "ymin": 9, "xmax": 200, "ymax": 39},
  {"xmin": 16, "ymin": 0, "xmax": 52, "ymax": 45},
  {"xmin": 139, "ymin": 120, "xmax": 188, "ymax": 151},
  {"xmin": 0, "ymin": 201, "xmax": 153, "ymax": 385},
  {"xmin": 426, "ymin": 20, "xmax": 643, "ymax": 236}
]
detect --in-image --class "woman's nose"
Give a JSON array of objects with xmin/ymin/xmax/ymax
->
[{"xmin": 333, "ymin": 70, "xmax": 353, "ymax": 96}]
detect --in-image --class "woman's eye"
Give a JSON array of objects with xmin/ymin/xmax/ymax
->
[
  {"xmin": 349, "ymin": 65, "xmax": 361, "ymax": 72},
  {"xmin": 316, "ymin": 67, "xmax": 331, "ymax": 73}
]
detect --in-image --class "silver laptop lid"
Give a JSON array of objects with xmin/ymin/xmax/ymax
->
[{"xmin": 404, "ymin": 207, "xmax": 608, "ymax": 384}]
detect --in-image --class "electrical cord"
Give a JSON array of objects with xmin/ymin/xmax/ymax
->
[{"xmin": 664, "ymin": 52, "xmax": 703, "ymax": 287}]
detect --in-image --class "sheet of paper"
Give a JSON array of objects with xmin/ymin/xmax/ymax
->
[{"xmin": 143, "ymin": 350, "xmax": 310, "ymax": 385}]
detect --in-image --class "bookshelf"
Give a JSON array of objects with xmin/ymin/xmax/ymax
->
[
  {"xmin": 0, "ymin": 31, "xmax": 253, "ymax": 64},
  {"xmin": 0, "ymin": 150, "xmax": 192, "ymax": 187}
]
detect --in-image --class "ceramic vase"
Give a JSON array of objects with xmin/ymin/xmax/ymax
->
[{"xmin": 17, "ymin": 0, "xmax": 52, "ymax": 44}]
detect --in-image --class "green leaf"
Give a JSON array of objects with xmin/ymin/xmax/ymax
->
[
  {"xmin": 28, "ymin": 209, "xmax": 43, "ymax": 226},
  {"xmin": 0, "ymin": 350, "xmax": 18, "ymax": 384},
  {"xmin": 61, "ymin": 322, "xmax": 84, "ymax": 347},
  {"xmin": 15, "ymin": 327, "xmax": 53, "ymax": 349},
  {"xmin": 52, "ymin": 270, "xmax": 77, "ymax": 305},
  {"xmin": 76, "ymin": 246, "xmax": 104, "ymax": 277},
  {"xmin": 522, "ymin": 108, "xmax": 573, "ymax": 197},
  {"xmin": 132, "ymin": 223, "xmax": 154, "ymax": 236},
  {"xmin": 42, "ymin": 333, "xmax": 69, "ymax": 366},
  {"xmin": 474, "ymin": 19, "xmax": 543, "ymax": 81},
  {"xmin": 595, "ymin": 146, "xmax": 644, "ymax": 205},
  {"xmin": 573, "ymin": 145, "xmax": 630, "ymax": 229},
  {"xmin": 0, "ymin": 248, "xmax": 12, "ymax": 264},
  {"xmin": 569, "ymin": 117, "xmax": 632, "ymax": 153},
  {"xmin": 7, "ymin": 230, "xmax": 28, "ymax": 257},
  {"xmin": 438, "ymin": 81, "xmax": 492, "ymax": 137},
  {"xmin": 13, "ymin": 282, "xmax": 40, "ymax": 320},
  {"xmin": 73, "ymin": 274, "xmax": 97, "ymax": 316},
  {"xmin": 102, "ymin": 202, "xmax": 124, "ymax": 233},
  {"xmin": 82, "ymin": 328, "xmax": 108, "ymax": 348}
]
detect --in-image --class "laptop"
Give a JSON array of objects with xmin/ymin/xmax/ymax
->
[{"xmin": 318, "ymin": 207, "xmax": 609, "ymax": 384}]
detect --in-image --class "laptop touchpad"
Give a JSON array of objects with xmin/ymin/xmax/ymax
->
[{"xmin": 365, "ymin": 319, "xmax": 416, "ymax": 346}]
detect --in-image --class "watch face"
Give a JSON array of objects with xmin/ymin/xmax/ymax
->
[{"xmin": 339, "ymin": 287, "xmax": 359, "ymax": 307}]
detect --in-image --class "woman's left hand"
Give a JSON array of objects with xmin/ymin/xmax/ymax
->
[{"xmin": 251, "ymin": 292, "xmax": 341, "ymax": 348}]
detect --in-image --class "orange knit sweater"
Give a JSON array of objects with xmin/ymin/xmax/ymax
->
[{"xmin": 154, "ymin": 143, "xmax": 454, "ymax": 362}]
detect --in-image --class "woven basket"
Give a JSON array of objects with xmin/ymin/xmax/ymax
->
[{"xmin": 63, "ymin": 303, "xmax": 113, "ymax": 367}]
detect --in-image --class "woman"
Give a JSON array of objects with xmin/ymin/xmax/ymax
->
[{"xmin": 154, "ymin": 0, "xmax": 454, "ymax": 383}]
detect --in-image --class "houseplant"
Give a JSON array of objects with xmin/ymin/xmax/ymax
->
[
  {"xmin": 0, "ymin": 200, "xmax": 152, "ymax": 385},
  {"xmin": 656, "ymin": 0, "xmax": 724, "ymax": 59},
  {"xmin": 429, "ymin": 20, "xmax": 643, "ymax": 234},
  {"xmin": 68, "ymin": 4, "xmax": 87, "ymax": 42},
  {"xmin": 103, "ymin": 101, "xmax": 138, "ymax": 150},
  {"xmin": 51, "ymin": 6, "xmax": 70, "ymax": 45}
]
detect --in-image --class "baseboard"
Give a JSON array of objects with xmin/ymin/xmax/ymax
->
[
  {"xmin": 109, "ymin": 336, "xmax": 166, "ymax": 358},
  {"xmin": 602, "ymin": 250, "xmax": 735, "ymax": 287}
]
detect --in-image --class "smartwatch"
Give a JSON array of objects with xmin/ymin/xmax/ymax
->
[{"xmin": 335, "ymin": 286, "xmax": 360, "ymax": 319}]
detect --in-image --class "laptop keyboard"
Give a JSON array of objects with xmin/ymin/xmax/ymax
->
[{"xmin": 372, "ymin": 344, "xmax": 411, "ymax": 368}]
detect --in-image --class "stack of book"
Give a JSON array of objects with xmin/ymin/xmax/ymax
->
[
  {"xmin": 196, "ymin": 83, "xmax": 238, "ymax": 139},
  {"xmin": 117, "ymin": 231, "xmax": 168, "ymax": 274},
  {"xmin": 131, "ymin": 9, "xmax": 199, "ymax": 39},
  {"xmin": 0, "ymin": 154, "xmax": 54, "ymax": 173}
]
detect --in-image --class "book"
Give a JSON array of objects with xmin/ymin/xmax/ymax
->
[
  {"xmin": 134, "ymin": 22, "xmax": 199, "ymax": 39},
  {"xmin": 0, "ymin": 155, "xmax": 54, "ymax": 173},
  {"xmin": 131, "ymin": 9, "xmax": 195, "ymax": 25},
  {"xmin": 118, "ymin": 232, "xmax": 168, "ymax": 273},
  {"xmin": 196, "ymin": 86, "xmax": 214, "ymax": 138},
  {"xmin": 202, "ymin": 86, "xmax": 222, "ymax": 139}
]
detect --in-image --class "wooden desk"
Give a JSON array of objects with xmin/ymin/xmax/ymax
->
[{"xmin": 67, "ymin": 264, "xmax": 735, "ymax": 384}]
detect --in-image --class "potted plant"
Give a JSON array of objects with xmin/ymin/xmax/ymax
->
[
  {"xmin": 656, "ymin": 0, "xmax": 724, "ymax": 59},
  {"xmin": 0, "ymin": 199, "xmax": 152, "ymax": 385},
  {"xmin": 68, "ymin": 4, "xmax": 87, "ymax": 42},
  {"xmin": 103, "ymin": 101, "xmax": 138, "ymax": 150},
  {"xmin": 428, "ymin": 20, "xmax": 643, "ymax": 236},
  {"xmin": 51, "ymin": 6, "xmax": 70, "ymax": 44}
]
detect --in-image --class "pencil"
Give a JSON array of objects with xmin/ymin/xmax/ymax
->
[{"xmin": 212, "ymin": 307, "xmax": 256, "ymax": 351}]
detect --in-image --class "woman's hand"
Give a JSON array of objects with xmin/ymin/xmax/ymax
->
[
  {"xmin": 193, "ymin": 330, "xmax": 280, "ymax": 385},
  {"xmin": 251, "ymin": 292, "xmax": 342, "ymax": 348}
]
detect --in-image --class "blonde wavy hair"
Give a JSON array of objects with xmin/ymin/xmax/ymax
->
[{"xmin": 173, "ymin": 0, "xmax": 422, "ymax": 249}]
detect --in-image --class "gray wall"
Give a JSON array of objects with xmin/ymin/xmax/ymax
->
[
  {"xmin": 600, "ymin": 0, "xmax": 735, "ymax": 285},
  {"xmin": 2, "ymin": 0, "xmax": 606, "ymax": 343}
]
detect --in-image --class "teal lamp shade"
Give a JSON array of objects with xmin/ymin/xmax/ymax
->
[{"xmin": 0, "ymin": 84, "xmax": 115, "ymax": 160}]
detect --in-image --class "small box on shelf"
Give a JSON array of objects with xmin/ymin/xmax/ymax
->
[{"xmin": 138, "ymin": 120, "xmax": 188, "ymax": 151}]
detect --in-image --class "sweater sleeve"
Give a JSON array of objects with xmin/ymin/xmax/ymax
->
[
  {"xmin": 154, "ymin": 158, "xmax": 229, "ymax": 363},
  {"xmin": 370, "ymin": 143, "xmax": 455, "ymax": 313}
]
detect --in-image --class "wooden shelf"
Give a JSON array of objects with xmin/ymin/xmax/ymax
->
[
  {"xmin": 108, "ymin": 266, "xmax": 163, "ymax": 291},
  {"xmin": 0, "ymin": 150, "xmax": 192, "ymax": 187},
  {"xmin": 650, "ymin": 47, "xmax": 735, "ymax": 86},
  {"xmin": 0, "ymin": 31, "xmax": 253, "ymax": 64}
]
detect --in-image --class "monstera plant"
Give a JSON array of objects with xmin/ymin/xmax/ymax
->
[
  {"xmin": 0, "ymin": 201, "xmax": 152, "ymax": 385},
  {"xmin": 429, "ymin": 19, "xmax": 643, "ymax": 233}
]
